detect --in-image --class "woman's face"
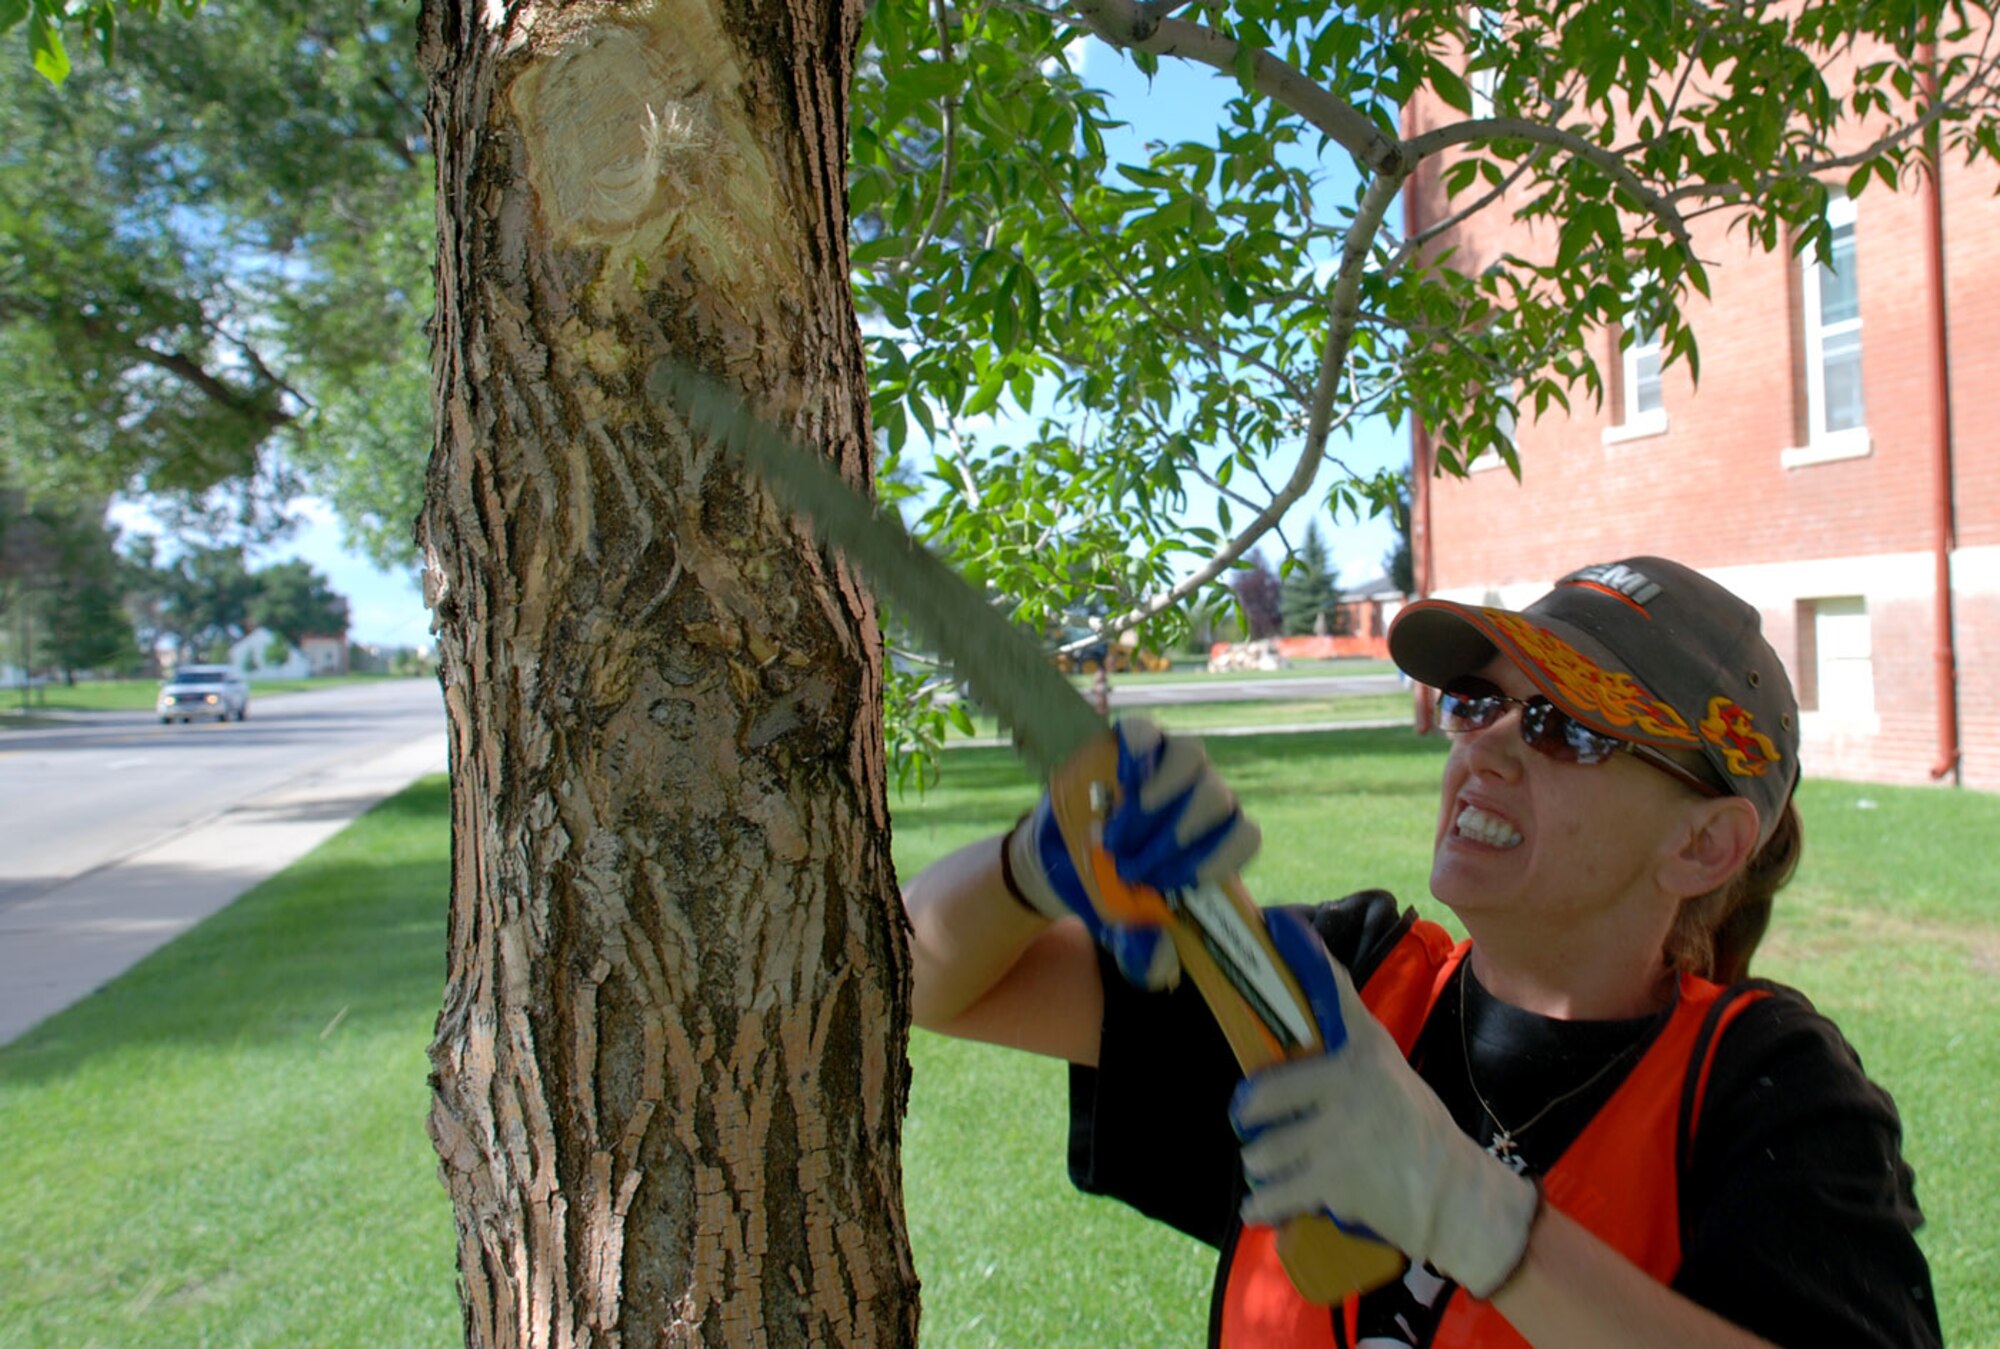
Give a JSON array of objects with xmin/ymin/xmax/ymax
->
[{"xmin": 1428, "ymin": 657, "xmax": 1700, "ymax": 931}]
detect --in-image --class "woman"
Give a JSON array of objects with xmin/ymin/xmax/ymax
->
[{"xmin": 903, "ymin": 556, "xmax": 1939, "ymax": 1347}]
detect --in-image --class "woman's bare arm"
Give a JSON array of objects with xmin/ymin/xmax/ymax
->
[{"xmin": 903, "ymin": 833, "xmax": 1104, "ymax": 1065}]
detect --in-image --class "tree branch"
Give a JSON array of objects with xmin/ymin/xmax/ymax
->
[
  {"xmin": 1664, "ymin": 47, "xmax": 2000, "ymax": 206},
  {"xmin": 1061, "ymin": 0, "xmax": 1406, "ymax": 176},
  {"xmin": 1394, "ymin": 144, "xmax": 1551, "ymax": 265},
  {"xmin": 1081, "ymin": 169, "xmax": 1406, "ymax": 640},
  {"xmin": 130, "ymin": 342, "xmax": 293, "ymax": 432},
  {"xmin": 208, "ymin": 321, "xmax": 314, "ymax": 414},
  {"xmin": 1403, "ymin": 116, "xmax": 1693, "ymax": 252}
]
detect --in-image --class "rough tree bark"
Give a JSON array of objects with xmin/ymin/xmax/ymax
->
[{"xmin": 416, "ymin": 1, "xmax": 919, "ymax": 1343}]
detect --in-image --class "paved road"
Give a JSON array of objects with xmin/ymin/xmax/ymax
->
[{"xmin": 0, "ymin": 679, "xmax": 447, "ymax": 1045}]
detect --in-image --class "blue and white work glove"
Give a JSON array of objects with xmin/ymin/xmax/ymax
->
[
  {"xmin": 1004, "ymin": 716, "xmax": 1260, "ymax": 989},
  {"xmin": 1230, "ymin": 912, "xmax": 1540, "ymax": 1299}
]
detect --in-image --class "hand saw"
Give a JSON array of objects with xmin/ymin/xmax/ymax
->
[{"xmin": 651, "ymin": 362, "xmax": 1405, "ymax": 1304}]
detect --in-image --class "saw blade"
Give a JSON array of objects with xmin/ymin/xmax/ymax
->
[
  {"xmin": 649, "ymin": 361, "xmax": 1108, "ymax": 777},
  {"xmin": 1174, "ymin": 882, "xmax": 1317, "ymax": 1049}
]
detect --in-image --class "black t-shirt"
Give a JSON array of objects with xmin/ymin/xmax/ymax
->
[{"xmin": 1067, "ymin": 891, "xmax": 1942, "ymax": 1348}]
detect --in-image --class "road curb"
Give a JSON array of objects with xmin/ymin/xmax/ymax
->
[{"xmin": 0, "ymin": 731, "xmax": 448, "ymax": 1048}]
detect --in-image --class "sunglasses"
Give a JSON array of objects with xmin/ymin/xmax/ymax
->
[{"xmin": 1437, "ymin": 676, "xmax": 1724, "ymax": 798}]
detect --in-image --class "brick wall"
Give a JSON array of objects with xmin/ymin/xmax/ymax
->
[{"xmin": 1405, "ymin": 45, "xmax": 1998, "ymax": 792}]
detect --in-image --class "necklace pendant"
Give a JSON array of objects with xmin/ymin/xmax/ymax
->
[{"xmin": 1486, "ymin": 1130, "xmax": 1517, "ymax": 1161}]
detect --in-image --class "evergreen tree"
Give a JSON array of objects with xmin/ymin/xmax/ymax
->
[
  {"xmin": 1385, "ymin": 475, "xmax": 1416, "ymax": 597},
  {"xmin": 1280, "ymin": 523, "xmax": 1341, "ymax": 636}
]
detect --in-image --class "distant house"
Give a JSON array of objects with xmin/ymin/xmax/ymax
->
[
  {"xmin": 298, "ymin": 633, "xmax": 349, "ymax": 676},
  {"xmin": 1333, "ymin": 576, "xmax": 1406, "ymax": 659},
  {"xmin": 227, "ymin": 628, "xmax": 314, "ymax": 680}
]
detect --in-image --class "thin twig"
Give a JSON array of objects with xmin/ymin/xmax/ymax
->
[
  {"xmin": 894, "ymin": 0, "xmax": 963, "ymax": 278},
  {"xmin": 1060, "ymin": 0, "xmax": 1406, "ymax": 175}
]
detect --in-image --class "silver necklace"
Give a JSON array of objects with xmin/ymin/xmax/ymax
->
[{"xmin": 1458, "ymin": 967, "xmax": 1651, "ymax": 1172}]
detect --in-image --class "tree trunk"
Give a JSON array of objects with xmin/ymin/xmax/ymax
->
[{"xmin": 416, "ymin": 2, "xmax": 917, "ymax": 1344}]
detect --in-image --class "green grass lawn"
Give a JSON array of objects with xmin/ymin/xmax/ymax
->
[
  {"xmin": 0, "ymin": 673, "xmax": 414, "ymax": 716},
  {"xmin": 0, "ymin": 780, "xmax": 460, "ymax": 1348},
  {"xmin": 3, "ymin": 737, "xmax": 1995, "ymax": 1346},
  {"xmin": 950, "ymin": 690, "xmax": 1414, "ymax": 741}
]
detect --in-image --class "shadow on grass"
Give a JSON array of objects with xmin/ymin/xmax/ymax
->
[{"xmin": 0, "ymin": 781, "xmax": 451, "ymax": 1086}]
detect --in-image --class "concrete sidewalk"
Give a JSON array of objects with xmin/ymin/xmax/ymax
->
[{"xmin": 0, "ymin": 732, "xmax": 448, "ymax": 1047}]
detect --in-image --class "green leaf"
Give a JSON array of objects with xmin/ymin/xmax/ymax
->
[
  {"xmin": 1116, "ymin": 163, "xmax": 1176, "ymax": 190},
  {"xmin": 28, "ymin": 3, "xmax": 69, "ymax": 85},
  {"xmin": 963, "ymin": 366, "xmax": 1008, "ymax": 418},
  {"xmin": 1010, "ymin": 366, "xmax": 1036, "ymax": 411},
  {"xmin": 1233, "ymin": 40, "xmax": 1259, "ymax": 95},
  {"xmin": 1430, "ymin": 60, "xmax": 1473, "ymax": 116}
]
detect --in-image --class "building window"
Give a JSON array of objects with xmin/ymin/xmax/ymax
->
[
  {"xmin": 1796, "ymin": 596, "xmax": 1874, "ymax": 718},
  {"xmin": 1786, "ymin": 193, "xmax": 1870, "ymax": 467},
  {"xmin": 1604, "ymin": 291, "xmax": 1667, "ymax": 444},
  {"xmin": 1468, "ymin": 8, "xmax": 1503, "ymax": 118},
  {"xmin": 1468, "ymin": 377, "xmax": 1515, "ymax": 473},
  {"xmin": 1624, "ymin": 313, "xmax": 1663, "ymax": 421}
]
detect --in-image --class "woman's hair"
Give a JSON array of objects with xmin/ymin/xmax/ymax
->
[{"xmin": 1664, "ymin": 795, "xmax": 1803, "ymax": 984}]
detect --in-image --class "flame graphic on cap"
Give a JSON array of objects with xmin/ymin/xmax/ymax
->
[{"xmin": 1700, "ymin": 697, "xmax": 1780, "ymax": 778}]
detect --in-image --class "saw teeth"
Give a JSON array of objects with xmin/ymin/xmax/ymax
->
[{"xmin": 1455, "ymin": 805, "xmax": 1522, "ymax": 849}]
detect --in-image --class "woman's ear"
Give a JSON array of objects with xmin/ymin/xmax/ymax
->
[{"xmin": 1658, "ymin": 796, "xmax": 1760, "ymax": 900}]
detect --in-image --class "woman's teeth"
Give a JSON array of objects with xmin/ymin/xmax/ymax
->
[{"xmin": 1455, "ymin": 805, "xmax": 1522, "ymax": 848}]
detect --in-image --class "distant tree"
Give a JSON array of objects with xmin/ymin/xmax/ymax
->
[
  {"xmin": 0, "ymin": 490, "xmax": 135, "ymax": 678},
  {"xmin": 1233, "ymin": 550, "xmax": 1284, "ymax": 640},
  {"xmin": 248, "ymin": 559, "xmax": 349, "ymax": 647},
  {"xmin": 150, "ymin": 543, "xmax": 258, "ymax": 661},
  {"xmin": 45, "ymin": 578, "xmax": 135, "ymax": 679},
  {"xmin": 1384, "ymin": 473, "xmax": 1415, "ymax": 598},
  {"xmin": 1280, "ymin": 522, "xmax": 1341, "ymax": 636},
  {"xmin": 0, "ymin": 0, "xmax": 429, "ymax": 566}
]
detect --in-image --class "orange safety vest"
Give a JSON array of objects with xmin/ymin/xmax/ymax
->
[{"xmin": 1217, "ymin": 920, "xmax": 1765, "ymax": 1348}]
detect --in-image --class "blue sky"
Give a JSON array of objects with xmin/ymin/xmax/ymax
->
[
  {"xmin": 247, "ymin": 36, "xmax": 1409, "ymax": 644},
  {"xmin": 254, "ymin": 500, "xmax": 430, "ymax": 649}
]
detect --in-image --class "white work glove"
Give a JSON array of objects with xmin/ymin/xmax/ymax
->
[
  {"xmin": 1005, "ymin": 715, "xmax": 1260, "ymax": 989},
  {"xmin": 1230, "ymin": 911, "xmax": 1540, "ymax": 1299}
]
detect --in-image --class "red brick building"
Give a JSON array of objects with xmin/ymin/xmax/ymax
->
[{"xmin": 1403, "ymin": 53, "xmax": 1998, "ymax": 792}]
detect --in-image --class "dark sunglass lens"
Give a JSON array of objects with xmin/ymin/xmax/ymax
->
[
  {"xmin": 1520, "ymin": 700, "xmax": 1621, "ymax": 765},
  {"xmin": 1439, "ymin": 679, "xmax": 1505, "ymax": 730}
]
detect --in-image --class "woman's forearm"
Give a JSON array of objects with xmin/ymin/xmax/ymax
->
[{"xmin": 1490, "ymin": 1203, "xmax": 1778, "ymax": 1349}]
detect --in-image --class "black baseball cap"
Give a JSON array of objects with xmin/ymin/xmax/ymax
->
[{"xmin": 1389, "ymin": 557, "xmax": 1799, "ymax": 841}]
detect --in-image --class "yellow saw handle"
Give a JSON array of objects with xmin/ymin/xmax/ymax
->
[{"xmin": 1046, "ymin": 732, "xmax": 1406, "ymax": 1305}]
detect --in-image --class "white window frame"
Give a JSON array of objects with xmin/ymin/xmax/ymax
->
[
  {"xmin": 1785, "ymin": 193, "xmax": 1871, "ymax": 468},
  {"xmin": 1469, "ymin": 376, "xmax": 1515, "ymax": 472},
  {"xmin": 1799, "ymin": 595, "xmax": 1878, "ymax": 733},
  {"xmin": 1603, "ymin": 290, "xmax": 1667, "ymax": 444},
  {"xmin": 1468, "ymin": 8, "xmax": 1502, "ymax": 119}
]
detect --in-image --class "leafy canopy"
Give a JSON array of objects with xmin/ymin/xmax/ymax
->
[
  {"xmin": 0, "ymin": 0, "xmax": 197, "ymax": 87},
  {"xmin": 851, "ymin": 0, "xmax": 1996, "ymax": 653},
  {"xmin": 0, "ymin": 0, "xmax": 430, "ymax": 568}
]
